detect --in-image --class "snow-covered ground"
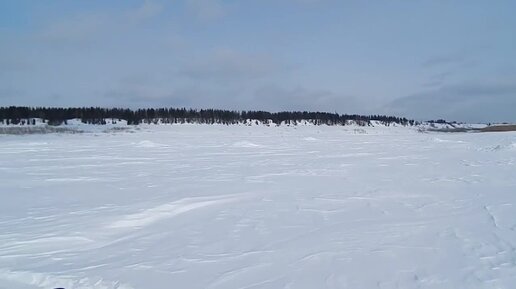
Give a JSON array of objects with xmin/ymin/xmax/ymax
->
[{"xmin": 0, "ymin": 125, "xmax": 515, "ymax": 289}]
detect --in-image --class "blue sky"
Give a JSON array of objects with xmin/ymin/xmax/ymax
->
[{"xmin": 1, "ymin": 0, "xmax": 515, "ymax": 122}]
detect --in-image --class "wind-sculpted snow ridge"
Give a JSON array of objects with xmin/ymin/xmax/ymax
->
[
  {"xmin": 0, "ymin": 125, "xmax": 515, "ymax": 288},
  {"xmin": 107, "ymin": 195, "xmax": 246, "ymax": 230},
  {"xmin": 0, "ymin": 270, "xmax": 134, "ymax": 289}
]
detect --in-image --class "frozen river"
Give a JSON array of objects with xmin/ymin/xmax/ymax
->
[{"xmin": 1, "ymin": 125, "xmax": 515, "ymax": 289}]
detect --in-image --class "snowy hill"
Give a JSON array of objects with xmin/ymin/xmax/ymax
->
[{"xmin": 0, "ymin": 117, "xmax": 497, "ymax": 135}]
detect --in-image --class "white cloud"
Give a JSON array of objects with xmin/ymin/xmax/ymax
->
[
  {"xmin": 127, "ymin": 0, "xmax": 163, "ymax": 21},
  {"xmin": 38, "ymin": 0, "xmax": 163, "ymax": 44},
  {"xmin": 179, "ymin": 48, "xmax": 285, "ymax": 81},
  {"xmin": 384, "ymin": 81, "xmax": 516, "ymax": 122},
  {"xmin": 186, "ymin": 0, "xmax": 226, "ymax": 21},
  {"xmin": 251, "ymin": 85, "xmax": 364, "ymax": 113},
  {"xmin": 38, "ymin": 14, "xmax": 108, "ymax": 44}
]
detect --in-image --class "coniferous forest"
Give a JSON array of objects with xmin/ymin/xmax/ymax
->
[{"xmin": 0, "ymin": 106, "xmax": 417, "ymax": 126}]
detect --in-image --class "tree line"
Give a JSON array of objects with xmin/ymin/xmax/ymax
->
[{"xmin": 0, "ymin": 106, "xmax": 417, "ymax": 126}]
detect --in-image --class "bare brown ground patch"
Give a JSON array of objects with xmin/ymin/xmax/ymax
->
[{"xmin": 480, "ymin": 125, "xmax": 516, "ymax": 132}]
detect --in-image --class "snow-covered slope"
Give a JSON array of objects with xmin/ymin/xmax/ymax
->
[
  {"xmin": 0, "ymin": 118, "xmax": 132, "ymax": 134},
  {"xmin": 0, "ymin": 118, "xmax": 423, "ymax": 136},
  {"xmin": 0, "ymin": 117, "xmax": 499, "ymax": 135},
  {"xmin": 0, "ymin": 125, "xmax": 515, "ymax": 289}
]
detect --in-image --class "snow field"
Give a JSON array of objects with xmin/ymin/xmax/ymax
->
[{"xmin": 0, "ymin": 125, "xmax": 515, "ymax": 289}]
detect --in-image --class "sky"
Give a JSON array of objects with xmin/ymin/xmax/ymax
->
[{"xmin": 1, "ymin": 0, "xmax": 515, "ymax": 123}]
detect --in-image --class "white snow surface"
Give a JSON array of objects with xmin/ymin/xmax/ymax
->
[{"xmin": 1, "ymin": 125, "xmax": 516, "ymax": 289}]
